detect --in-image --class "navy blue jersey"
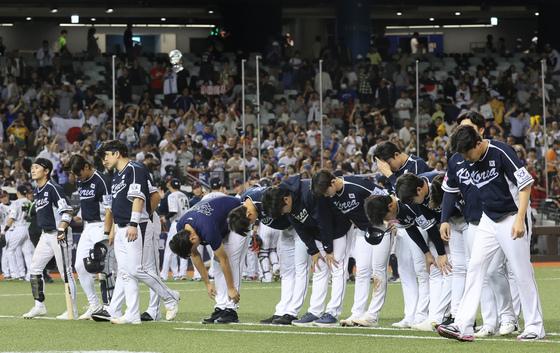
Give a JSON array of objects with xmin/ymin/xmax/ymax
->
[
  {"xmin": 77, "ymin": 171, "xmax": 111, "ymax": 222},
  {"xmin": 111, "ymin": 161, "xmax": 153, "ymax": 226},
  {"xmin": 158, "ymin": 191, "xmax": 170, "ymax": 217},
  {"xmin": 328, "ymin": 175, "xmax": 387, "ymax": 231},
  {"xmin": 34, "ymin": 180, "xmax": 73, "ymax": 232},
  {"xmin": 177, "ymin": 196, "xmax": 242, "ymax": 251},
  {"xmin": 465, "ymin": 140, "xmax": 533, "ymax": 222},
  {"xmin": 388, "ymin": 154, "xmax": 432, "ymax": 190},
  {"xmin": 241, "ymin": 186, "xmax": 291, "ymax": 230},
  {"xmin": 442, "ymin": 153, "xmax": 483, "ymax": 223},
  {"xmin": 279, "ymin": 175, "xmax": 351, "ymax": 254}
]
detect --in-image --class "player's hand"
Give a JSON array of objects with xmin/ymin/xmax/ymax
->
[
  {"xmin": 57, "ymin": 229, "xmax": 67, "ymax": 242},
  {"xmin": 206, "ymin": 282, "xmax": 216, "ymax": 299},
  {"xmin": 325, "ymin": 253, "xmax": 339, "ymax": 270},
  {"xmin": 424, "ymin": 252, "xmax": 436, "ymax": 272},
  {"xmin": 228, "ymin": 287, "xmax": 240, "ymax": 303},
  {"xmin": 511, "ymin": 217, "xmax": 526, "ymax": 239},
  {"xmin": 127, "ymin": 225, "xmax": 138, "ymax": 242},
  {"xmin": 311, "ymin": 252, "xmax": 325, "ymax": 272},
  {"xmin": 437, "ymin": 254, "xmax": 452, "ymax": 275},
  {"xmin": 375, "ymin": 158, "xmax": 393, "ymax": 177},
  {"xmin": 440, "ymin": 222, "xmax": 451, "ymax": 241}
]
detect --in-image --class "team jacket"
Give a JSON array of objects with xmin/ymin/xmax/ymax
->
[{"xmin": 77, "ymin": 170, "xmax": 112, "ymax": 223}]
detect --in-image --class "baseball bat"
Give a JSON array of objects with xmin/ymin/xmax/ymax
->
[{"xmin": 59, "ymin": 241, "xmax": 75, "ymax": 320}]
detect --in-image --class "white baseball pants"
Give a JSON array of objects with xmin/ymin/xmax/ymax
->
[
  {"xmin": 75, "ymin": 222, "xmax": 107, "ymax": 309},
  {"xmin": 213, "ymin": 231, "xmax": 249, "ymax": 311}
]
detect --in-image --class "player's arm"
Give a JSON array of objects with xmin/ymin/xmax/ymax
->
[
  {"xmin": 127, "ymin": 197, "xmax": 145, "ymax": 241},
  {"xmin": 315, "ymin": 201, "xmax": 338, "ymax": 269},
  {"xmin": 190, "ymin": 245, "xmax": 215, "ymax": 299},
  {"xmin": 51, "ymin": 187, "xmax": 74, "ymax": 240},
  {"xmin": 513, "ymin": 185, "xmax": 532, "ymax": 239},
  {"xmin": 213, "ymin": 244, "xmax": 240, "ymax": 303},
  {"xmin": 440, "ymin": 167, "xmax": 460, "ymax": 241},
  {"xmin": 127, "ymin": 167, "xmax": 148, "ymax": 241}
]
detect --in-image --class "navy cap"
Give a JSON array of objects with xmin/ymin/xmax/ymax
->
[{"xmin": 210, "ymin": 177, "xmax": 223, "ymax": 190}]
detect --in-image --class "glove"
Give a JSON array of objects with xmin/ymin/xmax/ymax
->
[{"xmin": 365, "ymin": 226, "xmax": 385, "ymax": 245}]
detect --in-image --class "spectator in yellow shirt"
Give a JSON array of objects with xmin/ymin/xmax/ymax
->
[
  {"xmin": 489, "ymin": 93, "xmax": 505, "ymax": 125},
  {"xmin": 367, "ymin": 47, "xmax": 382, "ymax": 66}
]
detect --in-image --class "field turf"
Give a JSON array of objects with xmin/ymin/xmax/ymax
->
[{"xmin": 0, "ymin": 266, "xmax": 558, "ymax": 353}]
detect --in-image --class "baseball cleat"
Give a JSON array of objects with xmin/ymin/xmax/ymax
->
[
  {"xmin": 474, "ymin": 326, "xmax": 495, "ymax": 338},
  {"xmin": 165, "ymin": 302, "xmax": 179, "ymax": 321},
  {"xmin": 272, "ymin": 314, "xmax": 297, "ymax": 325},
  {"xmin": 313, "ymin": 313, "xmax": 338, "ymax": 327},
  {"xmin": 22, "ymin": 304, "xmax": 47, "ymax": 319},
  {"xmin": 499, "ymin": 322, "xmax": 518, "ymax": 336},
  {"xmin": 353, "ymin": 313, "xmax": 378, "ymax": 327},
  {"xmin": 391, "ymin": 319, "xmax": 411, "ymax": 328},
  {"xmin": 260, "ymin": 315, "xmax": 280, "ymax": 324},
  {"xmin": 79, "ymin": 305, "xmax": 103, "ymax": 320},
  {"xmin": 91, "ymin": 309, "xmax": 112, "ymax": 322},
  {"xmin": 110, "ymin": 316, "xmax": 141, "ymax": 325},
  {"xmin": 215, "ymin": 309, "xmax": 239, "ymax": 324},
  {"xmin": 292, "ymin": 313, "xmax": 319, "ymax": 327},
  {"xmin": 141, "ymin": 312, "xmax": 160, "ymax": 322},
  {"xmin": 202, "ymin": 308, "xmax": 224, "ymax": 324},
  {"xmin": 340, "ymin": 316, "xmax": 358, "ymax": 327},
  {"xmin": 411, "ymin": 319, "xmax": 435, "ymax": 332},
  {"xmin": 437, "ymin": 324, "xmax": 474, "ymax": 342},
  {"xmin": 517, "ymin": 332, "xmax": 543, "ymax": 341}
]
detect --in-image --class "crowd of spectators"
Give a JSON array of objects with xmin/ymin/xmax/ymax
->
[{"xmin": 0, "ymin": 29, "xmax": 559, "ymax": 209}]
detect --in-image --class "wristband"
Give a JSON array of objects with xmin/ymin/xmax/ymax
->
[
  {"xmin": 104, "ymin": 231, "xmax": 110, "ymax": 236},
  {"xmin": 130, "ymin": 211, "xmax": 142, "ymax": 224},
  {"xmin": 128, "ymin": 222, "xmax": 138, "ymax": 228},
  {"xmin": 61, "ymin": 213, "xmax": 72, "ymax": 223}
]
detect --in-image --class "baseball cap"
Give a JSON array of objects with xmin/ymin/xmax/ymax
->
[
  {"xmin": 210, "ymin": 177, "xmax": 223, "ymax": 189},
  {"xmin": 169, "ymin": 178, "xmax": 181, "ymax": 190},
  {"xmin": 16, "ymin": 185, "xmax": 28, "ymax": 195}
]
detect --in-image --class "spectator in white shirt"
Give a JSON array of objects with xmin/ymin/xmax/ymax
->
[
  {"xmin": 399, "ymin": 118, "xmax": 413, "ymax": 145},
  {"xmin": 395, "ymin": 91, "xmax": 413, "ymax": 122},
  {"xmin": 278, "ymin": 147, "xmax": 297, "ymax": 167}
]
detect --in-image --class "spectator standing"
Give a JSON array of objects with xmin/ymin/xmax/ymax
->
[
  {"xmin": 124, "ymin": 24, "xmax": 134, "ymax": 62},
  {"xmin": 410, "ymin": 32, "xmax": 420, "ymax": 54},
  {"xmin": 395, "ymin": 91, "xmax": 413, "ymax": 125},
  {"xmin": 117, "ymin": 68, "xmax": 132, "ymax": 103},
  {"xmin": 36, "ymin": 40, "xmax": 54, "ymax": 78},
  {"xmin": 508, "ymin": 108, "xmax": 531, "ymax": 145},
  {"xmin": 149, "ymin": 60, "xmax": 165, "ymax": 94},
  {"xmin": 87, "ymin": 28, "xmax": 100, "ymax": 59}
]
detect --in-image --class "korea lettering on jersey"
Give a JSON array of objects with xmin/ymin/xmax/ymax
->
[
  {"xmin": 442, "ymin": 153, "xmax": 482, "ymax": 223},
  {"xmin": 34, "ymin": 181, "xmax": 73, "ymax": 231},
  {"xmin": 77, "ymin": 171, "xmax": 111, "ymax": 222},
  {"xmin": 330, "ymin": 176, "xmax": 388, "ymax": 231},
  {"xmin": 466, "ymin": 140, "xmax": 534, "ymax": 221}
]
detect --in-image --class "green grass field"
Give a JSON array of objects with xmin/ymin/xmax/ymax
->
[{"xmin": 0, "ymin": 266, "xmax": 559, "ymax": 353}]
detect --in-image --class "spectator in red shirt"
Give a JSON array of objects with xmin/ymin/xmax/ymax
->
[{"xmin": 150, "ymin": 60, "xmax": 165, "ymax": 94}]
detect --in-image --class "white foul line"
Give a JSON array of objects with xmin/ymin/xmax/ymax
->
[{"xmin": 173, "ymin": 327, "xmax": 560, "ymax": 344}]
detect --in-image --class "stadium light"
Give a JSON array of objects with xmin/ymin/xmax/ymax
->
[
  {"xmin": 455, "ymin": 12, "xmax": 461, "ymax": 16},
  {"xmin": 396, "ymin": 12, "xmax": 403, "ymax": 16},
  {"xmin": 105, "ymin": 8, "xmax": 114, "ymax": 14},
  {"xmin": 91, "ymin": 18, "xmax": 96, "ymax": 21},
  {"xmin": 208, "ymin": 10, "xmax": 214, "ymax": 14},
  {"xmin": 429, "ymin": 17, "xmax": 435, "ymax": 22},
  {"xmin": 491, "ymin": 17, "xmax": 498, "ymax": 26},
  {"xmin": 50, "ymin": 7, "xmax": 58, "ymax": 14},
  {"xmin": 26, "ymin": 17, "xmax": 32, "ymax": 21},
  {"xmin": 161, "ymin": 17, "xmax": 166, "ymax": 21},
  {"xmin": 71, "ymin": 15, "xmax": 79, "ymax": 24},
  {"xmin": 535, "ymin": 12, "xmax": 540, "ymax": 16}
]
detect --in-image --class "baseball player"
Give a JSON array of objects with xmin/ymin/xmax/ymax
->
[
  {"xmin": 160, "ymin": 178, "xmax": 190, "ymax": 281},
  {"xmin": 262, "ymin": 175, "xmax": 352, "ymax": 327},
  {"xmin": 239, "ymin": 185, "xmax": 305, "ymax": 325},
  {"xmin": 66, "ymin": 154, "xmax": 112, "ymax": 319},
  {"xmin": 170, "ymin": 195, "xmax": 250, "ymax": 324},
  {"xmin": 101, "ymin": 140, "xmax": 179, "ymax": 324},
  {"xmin": 0, "ymin": 191, "xmax": 12, "ymax": 280},
  {"xmin": 22, "ymin": 158, "xmax": 77, "ymax": 319},
  {"xmin": 440, "ymin": 112, "xmax": 517, "ymax": 337},
  {"xmin": 395, "ymin": 172, "xmax": 453, "ymax": 329},
  {"xmin": 374, "ymin": 141, "xmax": 433, "ymax": 328},
  {"xmin": 2, "ymin": 186, "xmax": 35, "ymax": 281},
  {"xmin": 311, "ymin": 170, "xmax": 390, "ymax": 327},
  {"xmin": 437, "ymin": 125, "xmax": 545, "ymax": 341}
]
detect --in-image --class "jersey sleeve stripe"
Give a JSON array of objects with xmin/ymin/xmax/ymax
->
[
  {"xmin": 95, "ymin": 172, "xmax": 110, "ymax": 195},
  {"xmin": 490, "ymin": 145, "xmax": 521, "ymax": 171},
  {"xmin": 441, "ymin": 182, "xmax": 460, "ymax": 193}
]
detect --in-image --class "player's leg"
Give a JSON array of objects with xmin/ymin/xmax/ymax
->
[
  {"xmin": 266, "ymin": 230, "xmax": 296, "ymax": 324},
  {"xmin": 21, "ymin": 231, "xmax": 35, "ymax": 281},
  {"xmin": 345, "ymin": 228, "xmax": 371, "ymax": 325},
  {"xmin": 133, "ymin": 222, "xmax": 179, "ymax": 321},
  {"xmin": 318, "ymin": 233, "xmax": 351, "ymax": 326},
  {"xmin": 442, "ymin": 213, "xmax": 501, "ymax": 339},
  {"xmin": 495, "ymin": 214, "xmax": 544, "ymax": 339},
  {"xmin": 1, "ymin": 245, "xmax": 10, "ymax": 279},
  {"xmin": 160, "ymin": 222, "xmax": 176, "ymax": 280},
  {"xmin": 269, "ymin": 229, "xmax": 281, "ymax": 276},
  {"xmin": 361, "ymin": 231, "xmax": 392, "ymax": 327},
  {"xmin": 212, "ymin": 231, "xmax": 249, "ymax": 323},
  {"xmin": 143, "ymin": 220, "xmax": 163, "ymax": 321},
  {"xmin": 6, "ymin": 228, "xmax": 26, "ymax": 279},
  {"xmin": 506, "ymin": 263, "xmax": 521, "ymax": 319},
  {"xmin": 23, "ymin": 232, "xmax": 53, "ymax": 318},
  {"xmin": 411, "ymin": 229, "xmax": 430, "ymax": 325},
  {"xmin": 393, "ymin": 229, "xmax": 417, "ymax": 327},
  {"xmin": 50, "ymin": 229, "xmax": 78, "ymax": 319},
  {"xmin": 258, "ymin": 225, "xmax": 273, "ymax": 282},
  {"xmin": 426, "ymin": 243, "xmax": 452, "ymax": 328},
  {"xmin": 301, "ymin": 240, "xmax": 329, "ymax": 323},
  {"xmin": 448, "ymin": 221, "xmax": 467, "ymax": 320},
  {"xmin": 285, "ymin": 231, "xmax": 310, "ymax": 320}
]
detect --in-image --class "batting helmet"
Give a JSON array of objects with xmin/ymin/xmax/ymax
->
[{"xmin": 83, "ymin": 241, "xmax": 109, "ymax": 273}]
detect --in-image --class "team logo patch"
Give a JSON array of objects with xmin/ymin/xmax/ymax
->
[
  {"xmin": 349, "ymin": 193, "xmax": 355, "ymax": 199},
  {"xmin": 91, "ymin": 183, "xmax": 96, "ymax": 189},
  {"xmin": 191, "ymin": 202, "xmax": 214, "ymax": 216},
  {"xmin": 44, "ymin": 192, "xmax": 48, "ymax": 197},
  {"xmin": 489, "ymin": 160, "xmax": 495, "ymax": 167},
  {"xmin": 514, "ymin": 167, "xmax": 532, "ymax": 186}
]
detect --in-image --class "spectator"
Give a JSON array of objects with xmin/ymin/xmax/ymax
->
[
  {"xmin": 149, "ymin": 60, "xmax": 165, "ymax": 94},
  {"xmin": 395, "ymin": 91, "xmax": 413, "ymax": 124},
  {"xmin": 36, "ymin": 40, "xmax": 54, "ymax": 78},
  {"xmin": 410, "ymin": 32, "xmax": 420, "ymax": 54},
  {"xmin": 87, "ymin": 27, "xmax": 100, "ymax": 59},
  {"xmin": 124, "ymin": 24, "xmax": 134, "ymax": 61},
  {"xmin": 117, "ymin": 68, "xmax": 132, "ymax": 103},
  {"xmin": 507, "ymin": 107, "xmax": 531, "ymax": 145}
]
